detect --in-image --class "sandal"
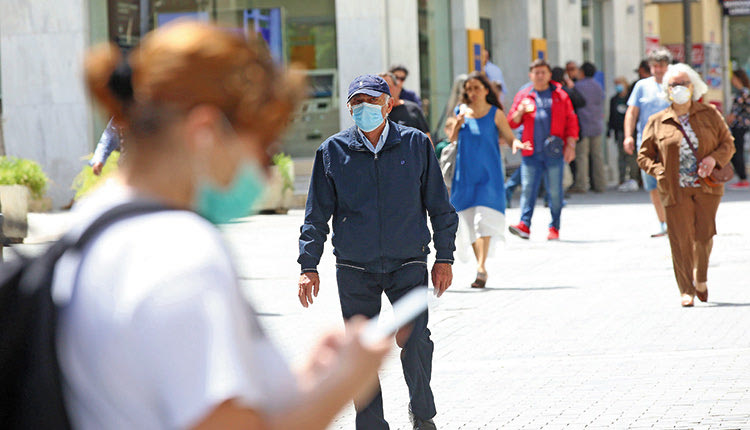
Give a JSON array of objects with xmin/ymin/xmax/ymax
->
[{"xmin": 471, "ymin": 272, "xmax": 488, "ymax": 289}]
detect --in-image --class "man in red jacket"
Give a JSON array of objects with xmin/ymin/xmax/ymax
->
[{"xmin": 507, "ymin": 59, "xmax": 579, "ymax": 240}]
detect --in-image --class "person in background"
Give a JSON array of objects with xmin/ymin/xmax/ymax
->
[
  {"xmin": 435, "ymin": 116, "xmax": 457, "ymax": 160},
  {"xmin": 569, "ymin": 62, "xmax": 606, "ymax": 193},
  {"xmin": 380, "ymin": 72, "xmax": 432, "ymax": 140},
  {"xmin": 450, "ymin": 71, "xmax": 527, "ymax": 288},
  {"xmin": 637, "ymin": 63, "xmax": 735, "ymax": 307},
  {"xmin": 624, "ymin": 48, "xmax": 673, "ymax": 238},
  {"xmin": 90, "ymin": 117, "xmax": 122, "ymax": 175},
  {"xmin": 482, "ymin": 49, "xmax": 507, "ymax": 105},
  {"xmin": 609, "ymin": 77, "xmax": 640, "ymax": 191},
  {"xmin": 552, "ymin": 66, "xmax": 585, "ymax": 188},
  {"xmin": 390, "ymin": 64, "xmax": 423, "ymax": 109},
  {"xmin": 56, "ymin": 21, "xmax": 390, "ymax": 430},
  {"xmin": 507, "ymin": 59, "xmax": 579, "ymax": 241},
  {"xmin": 565, "ymin": 61, "xmax": 581, "ymax": 84},
  {"xmin": 298, "ymin": 73, "xmax": 457, "ymax": 430},
  {"xmin": 726, "ymin": 69, "xmax": 750, "ymax": 189},
  {"xmin": 626, "ymin": 60, "xmax": 653, "ymax": 112}
]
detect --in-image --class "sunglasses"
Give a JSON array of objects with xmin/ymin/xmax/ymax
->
[
  {"xmin": 668, "ymin": 81, "xmax": 691, "ymax": 88},
  {"xmin": 394, "ymin": 75, "xmax": 406, "ymax": 82}
]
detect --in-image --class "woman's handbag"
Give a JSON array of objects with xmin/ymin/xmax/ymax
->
[
  {"xmin": 675, "ymin": 123, "xmax": 734, "ymax": 187},
  {"xmin": 439, "ymin": 141, "xmax": 457, "ymax": 190},
  {"xmin": 543, "ymin": 135, "xmax": 564, "ymax": 159}
]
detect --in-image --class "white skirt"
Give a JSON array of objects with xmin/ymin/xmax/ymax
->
[{"xmin": 455, "ymin": 205, "xmax": 505, "ymax": 263}]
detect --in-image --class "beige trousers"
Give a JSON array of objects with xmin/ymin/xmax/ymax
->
[
  {"xmin": 572, "ymin": 135, "xmax": 606, "ymax": 192},
  {"xmin": 664, "ymin": 186, "xmax": 721, "ymax": 296}
]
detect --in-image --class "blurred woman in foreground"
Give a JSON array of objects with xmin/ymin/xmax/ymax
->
[{"xmin": 54, "ymin": 21, "xmax": 389, "ymax": 429}]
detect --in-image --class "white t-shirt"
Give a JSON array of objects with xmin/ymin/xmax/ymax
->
[{"xmin": 53, "ymin": 183, "xmax": 297, "ymax": 429}]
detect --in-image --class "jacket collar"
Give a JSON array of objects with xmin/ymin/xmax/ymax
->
[
  {"xmin": 661, "ymin": 101, "xmax": 709, "ymax": 124},
  {"xmin": 347, "ymin": 119, "xmax": 402, "ymax": 152}
]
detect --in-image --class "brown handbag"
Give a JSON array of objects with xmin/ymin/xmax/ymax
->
[{"xmin": 674, "ymin": 122, "xmax": 734, "ymax": 187}]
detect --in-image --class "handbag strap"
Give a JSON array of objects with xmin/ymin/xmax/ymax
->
[{"xmin": 673, "ymin": 120, "xmax": 700, "ymax": 160}]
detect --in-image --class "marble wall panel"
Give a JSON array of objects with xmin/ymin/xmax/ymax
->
[{"xmin": 1, "ymin": 0, "xmax": 90, "ymax": 207}]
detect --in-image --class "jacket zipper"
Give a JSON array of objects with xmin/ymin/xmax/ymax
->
[{"xmin": 374, "ymin": 150, "xmax": 383, "ymax": 269}]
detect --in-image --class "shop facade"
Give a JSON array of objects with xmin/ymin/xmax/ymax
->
[{"xmin": 2, "ymin": 0, "xmax": 651, "ymax": 206}]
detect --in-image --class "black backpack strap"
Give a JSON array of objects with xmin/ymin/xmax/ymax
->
[{"xmin": 9, "ymin": 200, "xmax": 175, "ymax": 430}]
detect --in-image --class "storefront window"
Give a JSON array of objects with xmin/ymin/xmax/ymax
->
[
  {"xmin": 106, "ymin": 0, "xmax": 338, "ymax": 158},
  {"xmin": 418, "ymin": 0, "xmax": 453, "ymax": 138},
  {"xmin": 730, "ymin": 16, "xmax": 750, "ymax": 75}
]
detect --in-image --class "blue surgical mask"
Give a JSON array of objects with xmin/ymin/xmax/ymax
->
[
  {"xmin": 194, "ymin": 161, "xmax": 265, "ymax": 224},
  {"xmin": 615, "ymin": 84, "xmax": 624, "ymax": 94},
  {"xmin": 351, "ymin": 102, "xmax": 385, "ymax": 132}
]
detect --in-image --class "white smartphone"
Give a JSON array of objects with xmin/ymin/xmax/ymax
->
[{"xmin": 359, "ymin": 287, "xmax": 429, "ymax": 347}]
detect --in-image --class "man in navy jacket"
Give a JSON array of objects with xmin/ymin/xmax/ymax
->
[{"xmin": 298, "ymin": 74, "xmax": 457, "ymax": 430}]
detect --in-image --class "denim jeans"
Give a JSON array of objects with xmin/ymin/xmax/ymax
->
[{"xmin": 519, "ymin": 152, "xmax": 564, "ymax": 230}]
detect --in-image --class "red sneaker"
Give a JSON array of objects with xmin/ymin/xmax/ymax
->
[
  {"xmin": 508, "ymin": 222, "xmax": 530, "ymax": 239},
  {"xmin": 728, "ymin": 180, "xmax": 750, "ymax": 190},
  {"xmin": 547, "ymin": 227, "xmax": 559, "ymax": 241}
]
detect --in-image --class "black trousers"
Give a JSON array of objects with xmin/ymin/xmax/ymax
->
[
  {"xmin": 731, "ymin": 127, "xmax": 747, "ymax": 180},
  {"xmin": 336, "ymin": 263, "xmax": 435, "ymax": 430}
]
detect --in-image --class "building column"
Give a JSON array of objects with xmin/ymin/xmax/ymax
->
[
  {"xmin": 334, "ymin": 0, "xmax": 388, "ymax": 129},
  {"xmin": 544, "ymin": 0, "xmax": 583, "ymax": 67},
  {"xmin": 491, "ymin": 0, "xmax": 540, "ymax": 96},
  {"xmin": 386, "ymin": 0, "xmax": 420, "ymax": 85},
  {"xmin": 334, "ymin": 0, "xmax": 422, "ymax": 130},
  {"xmin": 0, "ymin": 0, "xmax": 91, "ymax": 207},
  {"xmin": 450, "ymin": 0, "xmax": 479, "ymax": 77}
]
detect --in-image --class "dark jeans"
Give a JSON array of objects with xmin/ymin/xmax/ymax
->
[
  {"xmin": 731, "ymin": 127, "xmax": 747, "ymax": 180},
  {"xmin": 336, "ymin": 263, "xmax": 435, "ymax": 430}
]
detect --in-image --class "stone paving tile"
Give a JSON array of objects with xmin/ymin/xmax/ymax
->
[{"xmin": 223, "ymin": 192, "xmax": 750, "ymax": 429}]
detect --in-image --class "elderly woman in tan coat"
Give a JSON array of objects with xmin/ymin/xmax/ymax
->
[{"xmin": 637, "ymin": 63, "xmax": 735, "ymax": 307}]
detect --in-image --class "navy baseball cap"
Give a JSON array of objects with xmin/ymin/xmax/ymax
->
[{"xmin": 347, "ymin": 74, "xmax": 391, "ymax": 102}]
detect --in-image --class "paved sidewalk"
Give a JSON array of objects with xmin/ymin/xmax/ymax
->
[
  {"xmin": 224, "ymin": 190, "xmax": 750, "ymax": 429},
  {"xmin": 10, "ymin": 190, "xmax": 750, "ymax": 429}
]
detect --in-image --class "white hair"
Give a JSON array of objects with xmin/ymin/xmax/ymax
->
[{"xmin": 661, "ymin": 63, "xmax": 708, "ymax": 101}]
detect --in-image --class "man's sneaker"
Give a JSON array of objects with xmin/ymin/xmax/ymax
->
[
  {"xmin": 650, "ymin": 222, "xmax": 668, "ymax": 238},
  {"xmin": 409, "ymin": 404, "xmax": 437, "ymax": 430},
  {"xmin": 728, "ymin": 179, "xmax": 750, "ymax": 190},
  {"xmin": 547, "ymin": 227, "xmax": 559, "ymax": 241},
  {"xmin": 509, "ymin": 222, "xmax": 530, "ymax": 239},
  {"xmin": 617, "ymin": 179, "xmax": 639, "ymax": 192}
]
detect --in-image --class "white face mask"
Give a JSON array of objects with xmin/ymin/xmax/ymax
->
[{"xmin": 670, "ymin": 85, "xmax": 692, "ymax": 105}]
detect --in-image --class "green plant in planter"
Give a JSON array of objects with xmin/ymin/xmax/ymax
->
[
  {"xmin": 71, "ymin": 152, "xmax": 120, "ymax": 199},
  {"xmin": 0, "ymin": 156, "xmax": 49, "ymax": 199},
  {"xmin": 272, "ymin": 152, "xmax": 294, "ymax": 193}
]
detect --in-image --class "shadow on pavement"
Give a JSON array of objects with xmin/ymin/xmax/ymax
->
[
  {"xmin": 446, "ymin": 286, "xmax": 575, "ymax": 293},
  {"xmin": 697, "ymin": 302, "xmax": 750, "ymax": 308},
  {"xmin": 557, "ymin": 239, "xmax": 617, "ymax": 244}
]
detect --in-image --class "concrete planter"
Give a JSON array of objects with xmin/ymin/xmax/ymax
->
[
  {"xmin": 255, "ymin": 164, "xmax": 294, "ymax": 214},
  {"xmin": 0, "ymin": 184, "xmax": 30, "ymax": 240}
]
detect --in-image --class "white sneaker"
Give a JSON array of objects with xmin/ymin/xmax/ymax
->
[{"xmin": 617, "ymin": 179, "xmax": 638, "ymax": 192}]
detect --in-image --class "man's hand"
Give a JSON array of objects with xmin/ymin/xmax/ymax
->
[
  {"xmin": 92, "ymin": 162, "xmax": 104, "ymax": 176},
  {"xmin": 623, "ymin": 136, "xmax": 635, "ymax": 155},
  {"xmin": 298, "ymin": 272, "xmax": 320, "ymax": 308},
  {"xmin": 564, "ymin": 139, "xmax": 577, "ymax": 163},
  {"xmin": 431, "ymin": 263, "xmax": 452, "ymax": 297}
]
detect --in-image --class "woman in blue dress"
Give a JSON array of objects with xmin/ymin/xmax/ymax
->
[{"xmin": 450, "ymin": 72, "xmax": 528, "ymax": 288}]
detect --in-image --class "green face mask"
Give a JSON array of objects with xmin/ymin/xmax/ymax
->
[{"xmin": 194, "ymin": 161, "xmax": 265, "ymax": 224}]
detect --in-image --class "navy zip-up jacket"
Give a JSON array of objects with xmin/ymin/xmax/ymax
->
[{"xmin": 298, "ymin": 120, "xmax": 458, "ymax": 274}]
